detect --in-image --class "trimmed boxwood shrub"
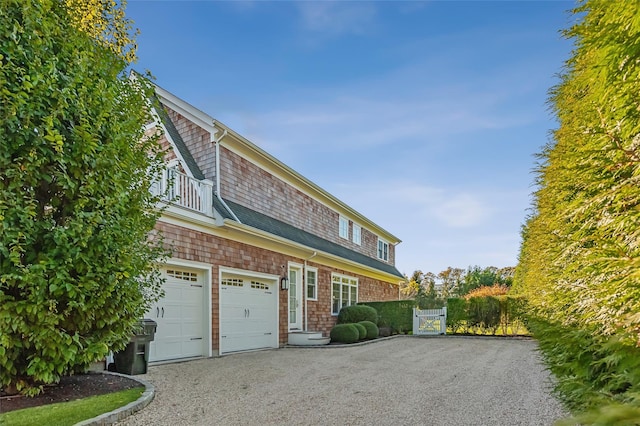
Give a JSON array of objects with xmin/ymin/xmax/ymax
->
[
  {"xmin": 330, "ymin": 324, "xmax": 360, "ymax": 344},
  {"xmin": 337, "ymin": 305, "xmax": 378, "ymax": 324},
  {"xmin": 353, "ymin": 323, "xmax": 367, "ymax": 340},
  {"xmin": 358, "ymin": 321, "xmax": 379, "ymax": 339}
]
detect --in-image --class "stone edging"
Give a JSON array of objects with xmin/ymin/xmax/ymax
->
[
  {"xmin": 75, "ymin": 371, "xmax": 154, "ymax": 426},
  {"xmin": 285, "ymin": 333, "xmax": 533, "ymax": 349},
  {"xmin": 285, "ymin": 333, "xmax": 406, "ymax": 349}
]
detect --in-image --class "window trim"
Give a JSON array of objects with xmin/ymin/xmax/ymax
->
[
  {"xmin": 339, "ymin": 216, "xmax": 349, "ymax": 239},
  {"xmin": 377, "ymin": 238, "xmax": 389, "ymax": 262},
  {"xmin": 306, "ymin": 267, "xmax": 318, "ymax": 301},
  {"xmin": 352, "ymin": 223, "xmax": 361, "ymax": 245},
  {"xmin": 331, "ymin": 273, "xmax": 358, "ymax": 316}
]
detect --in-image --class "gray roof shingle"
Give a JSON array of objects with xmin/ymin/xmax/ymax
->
[
  {"xmin": 154, "ymin": 98, "xmax": 206, "ymax": 181},
  {"xmin": 224, "ymin": 200, "xmax": 404, "ymax": 279}
]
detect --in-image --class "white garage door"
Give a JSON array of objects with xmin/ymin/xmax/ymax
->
[
  {"xmin": 219, "ymin": 273, "xmax": 278, "ymax": 354},
  {"xmin": 147, "ymin": 267, "xmax": 206, "ymax": 362}
]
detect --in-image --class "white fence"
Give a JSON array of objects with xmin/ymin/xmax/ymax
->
[
  {"xmin": 151, "ymin": 167, "xmax": 214, "ymax": 216},
  {"xmin": 413, "ymin": 307, "xmax": 447, "ymax": 335}
]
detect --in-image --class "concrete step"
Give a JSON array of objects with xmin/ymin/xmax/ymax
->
[{"xmin": 288, "ymin": 331, "xmax": 330, "ymax": 346}]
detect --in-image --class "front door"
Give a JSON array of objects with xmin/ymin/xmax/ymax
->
[{"xmin": 288, "ymin": 265, "xmax": 303, "ymax": 330}]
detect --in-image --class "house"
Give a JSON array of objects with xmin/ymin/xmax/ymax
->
[{"xmin": 145, "ymin": 81, "xmax": 404, "ymax": 362}]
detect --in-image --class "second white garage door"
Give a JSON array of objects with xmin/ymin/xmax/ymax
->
[{"xmin": 219, "ymin": 272, "xmax": 278, "ymax": 355}]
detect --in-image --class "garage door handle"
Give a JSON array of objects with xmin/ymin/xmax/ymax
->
[
  {"xmin": 162, "ymin": 307, "xmax": 165, "ymax": 318},
  {"xmin": 190, "ymin": 337, "xmax": 203, "ymax": 341},
  {"xmin": 156, "ymin": 307, "xmax": 159, "ymax": 318}
]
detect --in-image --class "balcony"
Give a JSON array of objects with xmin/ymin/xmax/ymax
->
[{"xmin": 151, "ymin": 167, "xmax": 214, "ymax": 217}]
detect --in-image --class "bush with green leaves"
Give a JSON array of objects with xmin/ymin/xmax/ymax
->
[
  {"xmin": 352, "ymin": 323, "xmax": 367, "ymax": 340},
  {"xmin": 445, "ymin": 298, "xmax": 467, "ymax": 333},
  {"xmin": 0, "ymin": 0, "xmax": 165, "ymax": 395},
  {"xmin": 530, "ymin": 318, "xmax": 640, "ymax": 424},
  {"xmin": 330, "ymin": 324, "xmax": 360, "ymax": 344},
  {"xmin": 337, "ymin": 304, "xmax": 378, "ymax": 325},
  {"xmin": 358, "ymin": 321, "xmax": 379, "ymax": 339},
  {"xmin": 360, "ymin": 301, "xmax": 414, "ymax": 333},
  {"xmin": 467, "ymin": 296, "xmax": 501, "ymax": 335}
]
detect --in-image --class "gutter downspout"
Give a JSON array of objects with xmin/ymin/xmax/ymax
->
[
  {"xmin": 213, "ymin": 127, "xmax": 227, "ymax": 195},
  {"xmin": 303, "ymin": 251, "xmax": 317, "ymax": 332}
]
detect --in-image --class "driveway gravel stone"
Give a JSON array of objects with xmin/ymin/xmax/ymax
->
[{"xmin": 117, "ymin": 336, "xmax": 567, "ymax": 426}]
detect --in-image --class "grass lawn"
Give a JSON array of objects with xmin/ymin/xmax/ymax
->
[{"xmin": 0, "ymin": 387, "xmax": 144, "ymax": 426}]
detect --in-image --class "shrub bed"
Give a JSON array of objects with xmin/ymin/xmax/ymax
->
[
  {"xmin": 329, "ymin": 324, "xmax": 360, "ymax": 344},
  {"xmin": 445, "ymin": 296, "xmax": 528, "ymax": 335}
]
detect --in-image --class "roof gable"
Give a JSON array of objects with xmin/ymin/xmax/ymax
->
[{"xmin": 153, "ymin": 98, "xmax": 205, "ymax": 181}]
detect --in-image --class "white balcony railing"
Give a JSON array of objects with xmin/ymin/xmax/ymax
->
[{"xmin": 151, "ymin": 167, "xmax": 214, "ymax": 217}]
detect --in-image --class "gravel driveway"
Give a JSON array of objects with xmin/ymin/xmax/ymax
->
[{"xmin": 118, "ymin": 336, "xmax": 566, "ymax": 426}]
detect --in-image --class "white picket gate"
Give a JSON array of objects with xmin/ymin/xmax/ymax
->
[{"xmin": 413, "ymin": 307, "xmax": 447, "ymax": 335}]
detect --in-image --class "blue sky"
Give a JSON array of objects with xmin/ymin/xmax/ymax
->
[{"xmin": 127, "ymin": 0, "xmax": 574, "ymax": 276}]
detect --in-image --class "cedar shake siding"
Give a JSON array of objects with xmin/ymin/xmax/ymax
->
[{"xmin": 156, "ymin": 221, "xmax": 398, "ymax": 348}]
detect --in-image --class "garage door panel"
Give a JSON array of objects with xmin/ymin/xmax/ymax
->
[
  {"xmin": 220, "ymin": 274, "xmax": 278, "ymax": 354},
  {"xmin": 148, "ymin": 267, "xmax": 206, "ymax": 362}
]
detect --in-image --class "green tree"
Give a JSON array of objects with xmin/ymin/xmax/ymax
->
[
  {"xmin": 400, "ymin": 270, "xmax": 423, "ymax": 299},
  {"xmin": 458, "ymin": 265, "xmax": 510, "ymax": 296},
  {"xmin": 437, "ymin": 266, "xmax": 465, "ymax": 298},
  {"xmin": 0, "ymin": 0, "xmax": 165, "ymax": 395}
]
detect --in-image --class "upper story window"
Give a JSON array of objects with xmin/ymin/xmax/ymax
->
[
  {"xmin": 331, "ymin": 273, "xmax": 357, "ymax": 315},
  {"xmin": 339, "ymin": 216, "xmax": 349, "ymax": 239},
  {"xmin": 352, "ymin": 224, "xmax": 361, "ymax": 245},
  {"xmin": 377, "ymin": 238, "xmax": 389, "ymax": 262},
  {"xmin": 306, "ymin": 267, "xmax": 318, "ymax": 300}
]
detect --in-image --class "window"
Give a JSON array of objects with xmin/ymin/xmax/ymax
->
[
  {"xmin": 331, "ymin": 273, "xmax": 357, "ymax": 315},
  {"xmin": 377, "ymin": 238, "xmax": 389, "ymax": 262},
  {"xmin": 339, "ymin": 216, "xmax": 349, "ymax": 239},
  {"xmin": 306, "ymin": 268, "xmax": 318, "ymax": 300},
  {"xmin": 166, "ymin": 269, "xmax": 198, "ymax": 282},
  {"xmin": 352, "ymin": 224, "xmax": 361, "ymax": 245}
]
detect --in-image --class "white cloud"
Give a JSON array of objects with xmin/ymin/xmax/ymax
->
[
  {"xmin": 433, "ymin": 193, "xmax": 491, "ymax": 228},
  {"xmin": 295, "ymin": 2, "xmax": 377, "ymax": 37}
]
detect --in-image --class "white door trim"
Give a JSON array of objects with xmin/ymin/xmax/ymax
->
[
  {"xmin": 288, "ymin": 262, "xmax": 303, "ymax": 331},
  {"xmin": 161, "ymin": 258, "xmax": 212, "ymax": 359}
]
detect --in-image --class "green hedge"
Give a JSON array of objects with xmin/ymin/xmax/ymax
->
[
  {"xmin": 530, "ymin": 318, "xmax": 640, "ymax": 424},
  {"xmin": 359, "ymin": 297, "xmax": 528, "ymax": 336},
  {"xmin": 359, "ymin": 301, "xmax": 414, "ymax": 334},
  {"xmin": 445, "ymin": 296, "xmax": 528, "ymax": 335},
  {"xmin": 446, "ymin": 298, "xmax": 467, "ymax": 333},
  {"xmin": 467, "ymin": 296, "xmax": 501, "ymax": 334},
  {"xmin": 337, "ymin": 305, "xmax": 378, "ymax": 325}
]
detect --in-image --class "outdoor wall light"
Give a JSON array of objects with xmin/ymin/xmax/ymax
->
[{"xmin": 280, "ymin": 276, "xmax": 289, "ymax": 291}]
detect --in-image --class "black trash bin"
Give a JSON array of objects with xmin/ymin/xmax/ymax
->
[{"xmin": 113, "ymin": 319, "xmax": 157, "ymax": 375}]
